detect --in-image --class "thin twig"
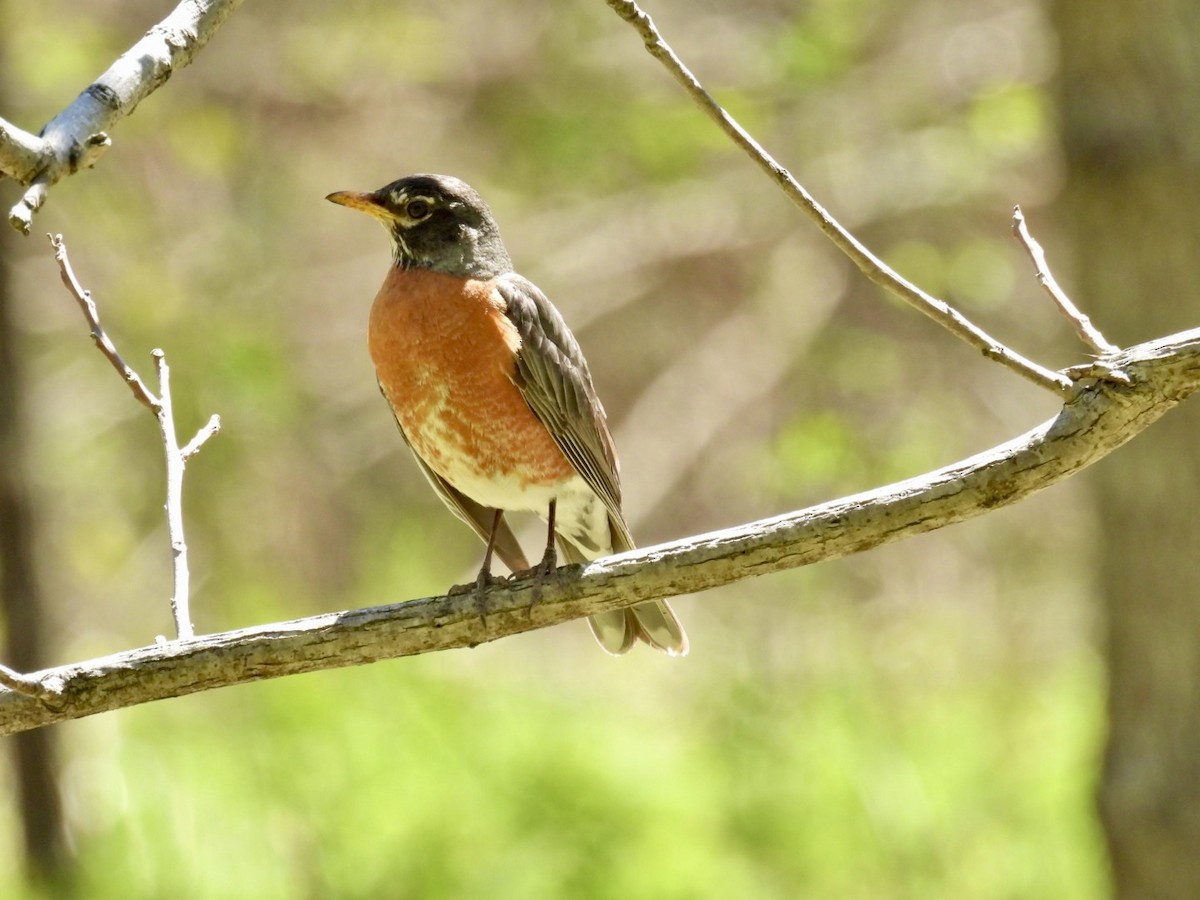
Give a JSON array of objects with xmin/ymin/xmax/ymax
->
[
  {"xmin": 1012, "ymin": 205, "xmax": 1119, "ymax": 355},
  {"xmin": 182, "ymin": 414, "xmax": 222, "ymax": 460},
  {"xmin": 153, "ymin": 351, "xmax": 195, "ymax": 639},
  {"xmin": 49, "ymin": 233, "xmax": 159, "ymax": 409},
  {"xmin": 48, "ymin": 235, "xmax": 218, "ymax": 640},
  {"xmin": 604, "ymin": 0, "xmax": 1073, "ymax": 396}
]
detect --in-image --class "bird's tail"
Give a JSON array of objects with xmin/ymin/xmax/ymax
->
[{"xmin": 557, "ymin": 539, "xmax": 689, "ymax": 657}]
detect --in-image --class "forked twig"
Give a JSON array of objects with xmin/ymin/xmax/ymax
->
[
  {"xmin": 604, "ymin": 0, "xmax": 1074, "ymax": 396},
  {"xmin": 47, "ymin": 234, "xmax": 219, "ymax": 640}
]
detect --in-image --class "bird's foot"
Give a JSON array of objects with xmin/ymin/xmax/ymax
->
[
  {"xmin": 514, "ymin": 554, "xmax": 558, "ymax": 582},
  {"xmin": 448, "ymin": 569, "xmax": 507, "ymax": 595},
  {"xmin": 514, "ymin": 546, "xmax": 558, "ymax": 614},
  {"xmin": 448, "ymin": 569, "xmax": 507, "ymax": 628}
]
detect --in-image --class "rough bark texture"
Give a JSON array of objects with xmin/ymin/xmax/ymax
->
[
  {"xmin": 1052, "ymin": 3, "xmax": 1200, "ymax": 896},
  {"xmin": 2, "ymin": 328, "xmax": 1200, "ymax": 735}
]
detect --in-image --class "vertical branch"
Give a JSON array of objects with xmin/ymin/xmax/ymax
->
[
  {"xmin": 154, "ymin": 351, "xmax": 193, "ymax": 639},
  {"xmin": 47, "ymin": 235, "xmax": 219, "ymax": 641}
]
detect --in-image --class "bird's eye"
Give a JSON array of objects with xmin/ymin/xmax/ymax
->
[{"xmin": 405, "ymin": 199, "xmax": 431, "ymax": 220}]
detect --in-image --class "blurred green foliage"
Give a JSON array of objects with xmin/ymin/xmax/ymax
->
[
  {"xmin": 0, "ymin": 0, "xmax": 1105, "ymax": 896},
  {"xmin": 7, "ymin": 631, "xmax": 1104, "ymax": 899}
]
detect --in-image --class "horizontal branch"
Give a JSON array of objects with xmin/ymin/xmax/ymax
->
[
  {"xmin": 6, "ymin": 0, "xmax": 244, "ymax": 233},
  {"xmin": 3, "ymin": 327, "xmax": 1199, "ymax": 735}
]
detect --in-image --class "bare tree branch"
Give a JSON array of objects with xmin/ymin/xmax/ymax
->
[
  {"xmin": 4, "ymin": 0, "xmax": 245, "ymax": 233},
  {"xmin": 603, "ymin": 0, "xmax": 1075, "ymax": 396},
  {"xmin": 50, "ymin": 234, "xmax": 159, "ymax": 409},
  {"xmin": 152, "ymin": 350, "xmax": 212, "ymax": 641},
  {"xmin": 3, "ymin": 326, "xmax": 1198, "ymax": 735},
  {"xmin": 1012, "ymin": 205, "xmax": 1119, "ymax": 354},
  {"xmin": 46, "ymin": 234, "xmax": 219, "ymax": 641},
  {"xmin": 181, "ymin": 414, "xmax": 222, "ymax": 460}
]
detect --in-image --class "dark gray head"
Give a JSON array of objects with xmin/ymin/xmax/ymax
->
[{"xmin": 326, "ymin": 174, "xmax": 513, "ymax": 278}]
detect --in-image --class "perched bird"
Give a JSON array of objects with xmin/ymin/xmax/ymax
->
[{"xmin": 327, "ymin": 174, "xmax": 688, "ymax": 655}]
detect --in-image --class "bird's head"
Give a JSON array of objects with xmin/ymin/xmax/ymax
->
[{"xmin": 327, "ymin": 174, "xmax": 512, "ymax": 279}]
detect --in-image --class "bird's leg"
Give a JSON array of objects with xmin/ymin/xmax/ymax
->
[
  {"xmin": 512, "ymin": 499, "xmax": 559, "ymax": 582},
  {"xmin": 472, "ymin": 508, "xmax": 508, "ymax": 626},
  {"xmin": 518, "ymin": 499, "xmax": 559, "ymax": 612},
  {"xmin": 476, "ymin": 508, "xmax": 504, "ymax": 588},
  {"xmin": 534, "ymin": 499, "xmax": 558, "ymax": 578},
  {"xmin": 500, "ymin": 501, "xmax": 559, "ymax": 616}
]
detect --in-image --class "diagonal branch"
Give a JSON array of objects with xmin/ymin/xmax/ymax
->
[
  {"xmin": 5, "ymin": 0, "xmax": 245, "ymax": 233},
  {"xmin": 3, "ymin": 326, "xmax": 1199, "ymax": 735},
  {"xmin": 604, "ymin": 0, "xmax": 1074, "ymax": 396},
  {"xmin": 50, "ymin": 233, "xmax": 159, "ymax": 409},
  {"xmin": 1012, "ymin": 205, "xmax": 1119, "ymax": 354},
  {"xmin": 182, "ymin": 414, "xmax": 222, "ymax": 460}
]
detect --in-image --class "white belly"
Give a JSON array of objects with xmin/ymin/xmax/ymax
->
[
  {"xmin": 442, "ymin": 457, "xmax": 613, "ymax": 560},
  {"xmin": 401, "ymin": 409, "xmax": 616, "ymax": 560}
]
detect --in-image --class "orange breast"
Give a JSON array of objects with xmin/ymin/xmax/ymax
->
[{"xmin": 368, "ymin": 266, "xmax": 575, "ymax": 503}]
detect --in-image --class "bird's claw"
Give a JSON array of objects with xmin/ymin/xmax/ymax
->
[
  {"xmin": 513, "ymin": 547, "xmax": 558, "ymax": 614},
  {"xmin": 514, "ymin": 556, "xmax": 558, "ymax": 583},
  {"xmin": 448, "ymin": 569, "xmax": 507, "ymax": 628}
]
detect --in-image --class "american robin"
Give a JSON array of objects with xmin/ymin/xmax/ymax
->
[{"xmin": 327, "ymin": 174, "xmax": 688, "ymax": 656}]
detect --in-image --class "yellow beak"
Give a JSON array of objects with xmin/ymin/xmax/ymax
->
[{"xmin": 326, "ymin": 191, "xmax": 389, "ymax": 221}]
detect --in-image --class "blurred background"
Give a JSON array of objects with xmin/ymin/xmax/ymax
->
[{"xmin": 2, "ymin": 0, "xmax": 1196, "ymax": 896}]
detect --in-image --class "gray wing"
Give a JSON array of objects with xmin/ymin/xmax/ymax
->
[
  {"xmin": 495, "ymin": 273, "xmax": 635, "ymax": 551},
  {"xmin": 494, "ymin": 281, "xmax": 689, "ymax": 656},
  {"xmin": 381, "ymin": 383, "xmax": 530, "ymax": 573}
]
